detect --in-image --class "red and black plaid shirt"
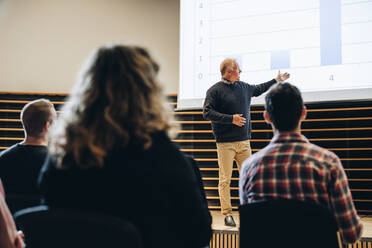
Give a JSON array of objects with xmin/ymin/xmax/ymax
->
[{"xmin": 239, "ymin": 132, "xmax": 362, "ymax": 244}]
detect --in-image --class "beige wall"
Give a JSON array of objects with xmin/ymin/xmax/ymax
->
[{"xmin": 0, "ymin": 0, "xmax": 179, "ymax": 94}]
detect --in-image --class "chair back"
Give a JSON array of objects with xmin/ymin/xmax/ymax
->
[
  {"xmin": 14, "ymin": 206, "xmax": 143, "ymax": 248},
  {"xmin": 5, "ymin": 194, "xmax": 41, "ymax": 214},
  {"xmin": 239, "ymin": 199, "xmax": 341, "ymax": 248}
]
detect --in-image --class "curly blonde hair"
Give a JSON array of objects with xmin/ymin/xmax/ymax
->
[{"xmin": 49, "ymin": 45, "xmax": 177, "ymax": 168}]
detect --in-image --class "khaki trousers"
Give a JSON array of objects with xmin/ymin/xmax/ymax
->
[{"xmin": 216, "ymin": 140, "xmax": 251, "ymax": 215}]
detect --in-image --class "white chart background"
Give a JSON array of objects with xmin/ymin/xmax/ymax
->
[{"xmin": 179, "ymin": 0, "xmax": 372, "ymax": 109}]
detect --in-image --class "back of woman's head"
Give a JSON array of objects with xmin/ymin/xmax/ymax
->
[{"xmin": 50, "ymin": 45, "xmax": 176, "ymax": 168}]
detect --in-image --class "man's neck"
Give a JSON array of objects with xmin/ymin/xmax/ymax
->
[
  {"xmin": 21, "ymin": 136, "xmax": 47, "ymax": 146},
  {"xmin": 273, "ymin": 126, "xmax": 301, "ymax": 136}
]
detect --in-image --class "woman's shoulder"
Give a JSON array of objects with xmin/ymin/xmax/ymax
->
[{"xmin": 150, "ymin": 131, "xmax": 182, "ymax": 156}]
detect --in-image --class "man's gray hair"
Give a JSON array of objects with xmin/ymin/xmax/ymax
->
[{"xmin": 220, "ymin": 58, "xmax": 237, "ymax": 77}]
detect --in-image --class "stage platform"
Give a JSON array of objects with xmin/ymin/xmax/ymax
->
[{"xmin": 210, "ymin": 211, "xmax": 372, "ymax": 248}]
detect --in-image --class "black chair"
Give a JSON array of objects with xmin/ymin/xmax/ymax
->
[
  {"xmin": 14, "ymin": 206, "xmax": 143, "ymax": 248},
  {"xmin": 239, "ymin": 199, "xmax": 342, "ymax": 248},
  {"xmin": 5, "ymin": 193, "xmax": 42, "ymax": 214}
]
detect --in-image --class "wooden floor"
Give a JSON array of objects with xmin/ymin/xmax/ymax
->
[{"xmin": 211, "ymin": 211, "xmax": 372, "ymax": 240}]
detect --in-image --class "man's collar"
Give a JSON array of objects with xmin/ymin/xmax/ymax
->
[
  {"xmin": 270, "ymin": 132, "xmax": 309, "ymax": 144},
  {"xmin": 221, "ymin": 78, "xmax": 233, "ymax": 84}
]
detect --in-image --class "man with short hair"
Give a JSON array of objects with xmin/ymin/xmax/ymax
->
[
  {"xmin": 203, "ymin": 58, "xmax": 289, "ymax": 226},
  {"xmin": 239, "ymin": 83, "xmax": 362, "ymax": 243},
  {"xmin": 0, "ymin": 99, "xmax": 56, "ymax": 194}
]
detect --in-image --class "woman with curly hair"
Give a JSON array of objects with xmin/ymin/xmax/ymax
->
[{"xmin": 38, "ymin": 45, "xmax": 211, "ymax": 248}]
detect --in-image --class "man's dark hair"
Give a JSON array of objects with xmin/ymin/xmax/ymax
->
[{"xmin": 265, "ymin": 83, "xmax": 304, "ymax": 132}]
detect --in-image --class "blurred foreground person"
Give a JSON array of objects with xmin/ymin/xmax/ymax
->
[
  {"xmin": 0, "ymin": 180, "xmax": 24, "ymax": 248},
  {"xmin": 38, "ymin": 45, "xmax": 211, "ymax": 248}
]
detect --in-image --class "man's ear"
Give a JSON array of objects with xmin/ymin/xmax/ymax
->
[
  {"xmin": 224, "ymin": 70, "xmax": 231, "ymax": 78},
  {"xmin": 264, "ymin": 110, "xmax": 271, "ymax": 124},
  {"xmin": 43, "ymin": 121, "xmax": 51, "ymax": 133},
  {"xmin": 300, "ymin": 106, "xmax": 307, "ymax": 121}
]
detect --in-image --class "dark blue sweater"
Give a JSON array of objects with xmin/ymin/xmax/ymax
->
[{"xmin": 203, "ymin": 79, "xmax": 276, "ymax": 142}]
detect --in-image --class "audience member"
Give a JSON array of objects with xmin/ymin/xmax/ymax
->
[
  {"xmin": 0, "ymin": 180, "xmax": 24, "ymax": 248},
  {"xmin": 0, "ymin": 99, "xmax": 56, "ymax": 194},
  {"xmin": 38, "ymin": 45, "xmax": 212, "ymax": 248},
  {"xmin": 239, "ymin": 82, "xmax": 362, "ymax": 244}
]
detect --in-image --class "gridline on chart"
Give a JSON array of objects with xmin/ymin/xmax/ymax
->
[{"xmin": 190, "ymin": 0, "xmax": 372, "ymax": 97}]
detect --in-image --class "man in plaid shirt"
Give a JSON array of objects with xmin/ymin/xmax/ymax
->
[{"xmin": 239, "ymin": 83, "xmax": 362, "ymax": 244}]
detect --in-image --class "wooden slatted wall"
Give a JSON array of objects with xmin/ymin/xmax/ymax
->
[{"xmin": 0, "ymin": 92, "xmax": 371, "ymax": 215}]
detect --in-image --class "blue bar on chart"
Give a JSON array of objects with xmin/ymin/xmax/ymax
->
[
  {"xmin": 320, "ymin": 0, "xmax": 342, "ymax": 66},
  {"xmin": 270, "ymin": 50, "xmax": 290, "ymax": 70}
]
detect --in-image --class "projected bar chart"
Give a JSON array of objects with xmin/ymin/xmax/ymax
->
[{"xmin": 179, "ymin": 0, "xmax": 372, "ymax": 108}]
